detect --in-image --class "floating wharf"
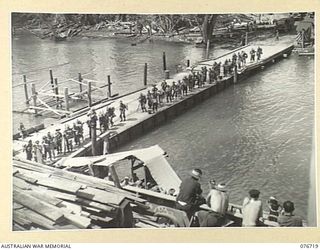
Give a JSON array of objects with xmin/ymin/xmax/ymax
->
[{"xmin": 13, "ymin": 42, "xmax": 294, "ymax": 162}]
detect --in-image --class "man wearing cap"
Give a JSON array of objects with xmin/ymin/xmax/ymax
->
[
  {"xmin": 242, "ymin": 189, "xmax": 263, "ymax": 227},
  {"xmin": 207, "ymin": 182, "xmax": 229, "ymax": 215},
  {"xmin": 176, "ymin": 168, "xmax": 205, "ymax": 218},
  {"xmin": 278, "ymin": 201, "xmax": 303, "ymax": 227},
  {"xmin": 196, "ymin": 181, "xmax": 229, "ymax": 227}
]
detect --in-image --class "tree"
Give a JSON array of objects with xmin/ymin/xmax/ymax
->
[{"xmin": 202, "ymin": 14, "xmax": 218, "ymax": 44}]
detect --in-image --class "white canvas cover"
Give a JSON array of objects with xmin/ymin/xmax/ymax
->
[{"xmin": 57, "ymin": 145, "xmax": 182, "ymax": 193}]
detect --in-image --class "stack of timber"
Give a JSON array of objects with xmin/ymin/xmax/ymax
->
[{"xmin": 12, "ymin": 158, "xmax": 167, "ymax": 230}]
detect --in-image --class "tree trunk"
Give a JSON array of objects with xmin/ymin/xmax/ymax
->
[{"xmin": 202, "ymin": 14, "xmax": 218, "ymax": 44}]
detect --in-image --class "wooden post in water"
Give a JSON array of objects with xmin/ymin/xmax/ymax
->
[
  {"xmin": 87, "ymin": 81, "xmax": 92, "ymax": 107},
  {"xmin": 107, "ymin": 75, "xmax": 112, "ymax": 98},
  {"xmin": 162, "ymin": 52, "xmax": 167, "ymax": 71},
  {"xmin": 49, "ymin": 70, "xmax": 55, "ymax": 93},
  {"xmin": 206, "ymin": 40, "xmax": 210, "ymax": 59},
  {"xmin": 187, "ymin": 59, "xmax": 190, "ymax": 67},
  {"xmin": 54, "ymin": 78, "xmax": 59, "ymax": 108},
  {"xmin": 144, "ymin": 63, "xmax": 148, "ymax": 86},
  {"xmin": 23, "ymin": 75, "xmax": 29, "ymax": 104},
  {"xmin": 165, "ymin": 70, "xmax": 170, "ymax": 79},
  {"xmin": 233, "ymin": 65, "xmax": 238, "ymax": 84},
  {"xmin": 78, "ymin": 73, "xmax": 83, "ymax": 93},
  {"xmin": 245, "ymin": 32, "xmax": 248, "ymax": 45},
  {"xmin": 31, "ymin": 83, "xmax": 37, "ymax": 115},
  {"xmin": 90, "ymin": 117, "xmax": 97, "ymax": 156},
  {"xmin": 64, "ymin": 87, "xmax": 69, "ymax": 111}
]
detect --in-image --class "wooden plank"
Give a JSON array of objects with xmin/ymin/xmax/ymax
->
[
  {"xmin": 81, "ymin": 205, "xmax": 102, "ymax": 214},
  {"xmin": 37, "ymin": 177, "xmax": 82, "ymax": 194},
  {"xmin": 81, "ymin": 211, "xmax": 90, "ymax": 217},
  {"xmin": 15, "ymin": 167, "xmax": 51, "ymax": 179},
  {"xmin": 63, "ymin": 213, "xmax": 91, "ymax": 229},
  {"xmin": 27, "ymin": 190, "xmax": 63, "ymax": 206},
  {"xmin": 89, "ymin": 215, "xmax": 114, "ymax": 223},
  {"xmin": 58, "ymin": 201, "xmax": 82, "ymax": 214},
  {"xmin": 13, "ymin": 223, "xmax": 26, "ymax": 231},
  {"xmin": 13, "ymin": 177, "xmax": 31, "ymax": 190},
  {"xmin": 14, "ymin": 208, "xmax": 56, "ymax": 230},
  {"xmin": 13, "ymin": 202, "xmax": 24, "ymax": 210},
  {"xmin": 45, "ymin": 189, "xmax": 77, "ymax": 202},
  {"xmin": 75, "ymin": 197, "xmax": 115, "ymax": 212},
  {"xmin": 76, "ymin": 187, "xmax": 125, "ymax": 205},
  {"xmin": 14, "ymin": 172, "xmax": 38, "ymax": 184},
  {"xmin": 13, "ymin": 189, "xmax": 64, "ymax": 222},
  {"xmin": 13, "ymin": 211, "xmax": 32, "ymax": 228},
  {"xmin": 14, "ymin": 160, "xmax": 146, "ymax": 203}
]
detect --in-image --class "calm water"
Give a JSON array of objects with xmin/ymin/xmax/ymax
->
[
  {"xmin": 12, "ymin": 34, "xmax": 314, "ymax": 218},
  {"xmin": 119, "ymin": 55, "xmax": 314, "ymax": 218},
  {"xmin": 12, "ymin": 34, "xmax": 230, "ymax": 132}
]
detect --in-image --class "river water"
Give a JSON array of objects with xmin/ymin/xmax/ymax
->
[{"xmin": 12, "ymin": 34, "xmax": 314, "ymax": 218}]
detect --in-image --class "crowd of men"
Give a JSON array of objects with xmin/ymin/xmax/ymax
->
[
  {"xmin": 22, "ymin": 121, "xmax": 84, "ymax": 163},
  {"xmin": 175, "ymin": 168, "xmax": 303, "ymax": 227},
  {"xmin": 136, "ymin": 46, "xmax": 263, "ymax": 115}
]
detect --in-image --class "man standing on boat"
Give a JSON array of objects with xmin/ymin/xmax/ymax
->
[
  {"xmin": 176, "ymin": 168, "xmax": 205, "ymax": 218},
  {"xmin": 242, "ymin": 189, "xmax": 263, "ymax": 227}
]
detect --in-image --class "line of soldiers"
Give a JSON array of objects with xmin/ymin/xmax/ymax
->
[
  {"xmin": 136, "ymin": 48, "xmax": 265, "ymax": 116},
  {"xmin": 95, "ymin": 107, "xmax": 116, "ymax": 135},
  {"xmin": 21, "ymin": 102, "xmax": 127, "ymax": 162},
  {"xmin": 23, "ymin": 121, "xmax": 84, "ymax": 163},
  {"xmin": 138, "ymin": 69, "xmax": 218, "ymax": 114}
]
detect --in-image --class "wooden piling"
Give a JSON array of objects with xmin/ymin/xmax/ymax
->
[
  {"xmin": 78, "ymin": 73, "xmax": 83, "ymax": 93},
  {"xmin": 206, "ymin": 40, "xmax": 210, "ymax": 59},
  {"xmin": 144, "ymin": 63, "xmax": 147, "ymax": 86},
  {"xmin": 187, "ymin": 59, "xmax": 190, "ymax": 67},
  {"xmin": 162, "ymin": 52, "xmax": 166, "ymax": 71},
  {"xmin": 107, "ymin": 75, "xmax": 112, "ymax": 98},
  {"xmin": 91, "ymin": 121, "xmax": 97, "ymax": 156},
  {"xmin": 64, "ymin": 87, "xmax": 69, "ymax": 111},
  {"xmin": 233, "ymin": 65, "xmax": 238, "ymax": 84},
  {"xmin": 23, "ymin": 75, "xmax": 29, "ymax": 104},
  {"xmin": 54, "ymin": 78, "xmax": 59, "ymax": 107},
  {"xmin": 87, "ymin": 81, "xmax": 92, "ymax": 107},
  {"xmin": 103, "ymin": 138, "xmax": 109, "ymax": 155},
  {"xmin": 31, "ymin": 83, "xmax": 37, "ymax": 115},
  {"xmin": 165, "ymin": 70, "xmax": 170, "ymax": 79},
  {"xmin": 49, "ymin": 70, "xmax": 54, "ymax": 93}
]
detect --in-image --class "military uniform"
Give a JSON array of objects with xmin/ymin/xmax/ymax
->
[{"xmin": 176, "ymin": 176, "xmax": 204, "ymax": 218}]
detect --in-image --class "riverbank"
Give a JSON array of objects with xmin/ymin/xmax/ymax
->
[{"xmin": 14, "ymin": 24, "xmax": 289, "ymax": 48}]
